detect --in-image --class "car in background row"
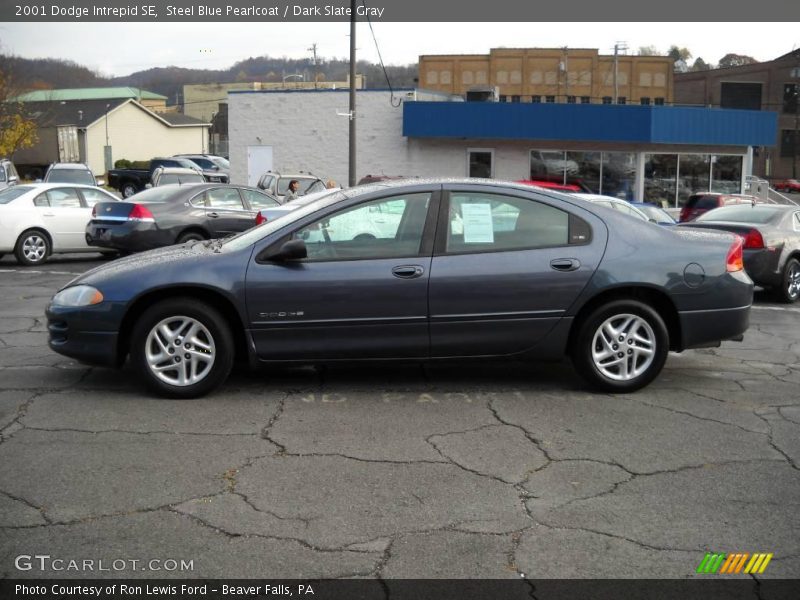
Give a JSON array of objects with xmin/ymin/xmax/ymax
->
[
  {"xmin": 151, "ymin": 167, "xmax": 205, "ymax": 188},
  {"xmin": 679, "ymin": 193, "xmax": 758, "ymax": 222},
  {"xmin": 0, "ymin": 159, "xmax": 20, "ymax": 191},
  {"xmin": 108, "ymin": 157, "xmax": 229, "ymax": 198},
  {"xmin": 50, "ymin": 179, "xmax": 752, "ymax": 399},
  {"xmin": 571, "ymin": 194, "xmax": 651, "ymax": 222},
  {"xmin": 86, "ymin": 183, "xmax": 280, "ymax": 253},
  {"xmin": 680, "ymin": 204, "xmax": 800, "ymax": 303},
  {"xmin": 174, "ymin": 154, "xmax": 230, "ymax": 179},
  {"xmin": 254, "ymin": 188, "xmax": 339, "ymax": 226},
  {"xmin": 0, "ymin": 183, "xmax": 120, "ymax": 265},
  {"xmin": 256, "ymin": 171, "xmax": 326, "ymax": 201},
  {"xmin": 43, "ymin": 162, "xmax": 104, "ymax": 187},
  {"xmin": 773, "ymin": 179, "xmax": 800, "ymax": 193},
  {"xmin": 630, "ymin": 202, "xmax": 677, "ymax": 226},
  {"xmin": 516, "ymin": 179, "xmax": 584, "ymax": 193}
]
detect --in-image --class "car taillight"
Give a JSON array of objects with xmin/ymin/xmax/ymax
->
[
  {"xmin": 726, "ymin": 236, "xmax": 744, "ymax": 272},
  {"xmin": 128, "ymin": 204, "xmax": 155, "ymax": 221},
  {"xmin": 742, "ymin": 228, "xmax": 764, "ymax": 249},
  {"xmin": 679, "ymin": 208, "xmax": 690, "ymax": 222},
  {"xmin": 255, "ymin": 212, "xmax": 268, "ymax": 225}
]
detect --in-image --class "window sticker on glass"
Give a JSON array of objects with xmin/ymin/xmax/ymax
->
[{"xmin": 461, "ymin": 203, "xmax": 494, "ymax": 243}]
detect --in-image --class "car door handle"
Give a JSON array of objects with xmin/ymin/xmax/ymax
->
[
  {"xmin": 392, "ymin": 265, "xmax": 424, "ymax": 279},
  {"xmin": 550, "ymin": 258, "xmax": 581, "ymax": 272},
  {"xmin": 207, "ymin": 212, "xmax": 219, "ymax": 218},
  {"xmin": 43, "ymin": 212, "xmax": 55, "ymax": 217}
]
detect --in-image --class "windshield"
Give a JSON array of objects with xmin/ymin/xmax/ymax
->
[
  {"xmin": 0, "ymin": 186, "xmax": 33, "ymax": 204},
  {"xmin": 212, "ymin": 157, "xmax": 230, "ymax": 169},
  {"xmin": 696, "ymin": 205, "xmax": 784, "ymax": 224},
  {"xmin": 187, "ymin": 157, "xmax": 215, "ymax": 169},
  {"xmin": 46, "ymin": 170, "xmax": 95, "ymax": 185},
  {"xmin": 221, "ymin": 190, "xmax": 345, "ymax": 252}
]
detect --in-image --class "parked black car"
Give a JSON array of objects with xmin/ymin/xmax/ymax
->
[
  {"xmin": 680, "ymin": 204, "xmax": 800, "ymax": 303},
  {"xmin": 50, "ymin": 179, "xmax": 752, "ymax": 399},
  {"xmin": 85, "ymin": 183, "xmax": 280, "ymax": 252}
]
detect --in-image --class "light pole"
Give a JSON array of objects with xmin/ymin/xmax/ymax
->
[
  {"xmin": 348, "ymin": 0, "xmax": 356, "ymax": 187},
  {"xmin": 103, "ymin": 103, "xmax": 112, "ymax": 172}
]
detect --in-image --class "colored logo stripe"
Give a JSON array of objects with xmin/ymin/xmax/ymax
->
[{"xmin": 696, "ymin": 552, "xmax": 773, "ymax": 574}]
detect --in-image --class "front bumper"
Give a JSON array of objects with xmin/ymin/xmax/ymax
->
[{"xmin": 46, "ymin": 303, "xmax": 121, "ymax": 367}]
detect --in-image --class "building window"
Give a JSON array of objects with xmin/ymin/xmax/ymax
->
[
  {"xmin": 545, "ymin": 95, "xmax": 556, "ymax": 103},
  {"xmin": 641, "ymin": 97, "xmax": 651, "ymax": 105},
  {"xmin": 654, "ymin": 97, "xmax": 665, "ymax": 106},
  {"xmin": 654, "ymin": 73, "xmax": 666, "ymax": 87},
  {"xmin": 468, "ymin": 149, "xmax": 494, "ymax": 178},
  {"xmin": 531, "ymin": 95, "xmax": 542, "ymax": 103},
  {"xmin": 617, "ymin": 97, "xmax": 627, "ymax": 105},
  {"xmin": 426, "ymin": 71, "xmax": 438, "ymax": 85},
  {"xmin": 440, "ymin": 70, "xmax": 452, "ymax": 85},
  {"xmin": 721, "ymin": 82, "xmax": 762, "ymax": 110},
  {"xmin": 510, "ymin": 70, "xmax": 522, "ymax": 84},
  {"xmin": 781, "ymin": 130, "xmax": 797, "ymax": 158},
  {"xmin": 580, "ymin": 96, "xmax": 591, "ymax": 104},
  {"xmin": 499, "ymin": 95, "xmax": 508, "ymax": 102},
  {"xmin": 530, "ymin": 71, "xmax": 543, "ymax": 84},
  {"xmin": 511, "ymin": 95, "xmax": 521, "ymax": 103},
  {"xmin": 784, "ymin": 83, "xmax": 799, "ymax": 114},
  {"xmin": 545, "ymin": 71, "xmax": 557, "ymax": 85},
  {"xmin": 462, "ymin": 71, "xmax": 474, "ymax": 85},
  {"xmin": 565, "ymin": 95, "xmax": 575, "ymax": 104},
  {"xmin": 602, "ymin": 96, "xmax": 612, "ymax": 105},
  {"xmin": 579, "ymin": 71, "xmax": 592, "ymax": 85},
  {"xmin": 639, "ymin": 73, "xmax": 652, "ymax": 87},
  {"xmin": 496, "ymin": 70, "xmax": 509, "ymax": 84},
  {"xmin": 475, "ymin": 71, "xmax": 488, "ymax": 84}
]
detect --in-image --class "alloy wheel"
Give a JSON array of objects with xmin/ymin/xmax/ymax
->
[
  {"xmin": 22, "ymin": 234, "xmax": 47, "ymax": 263},
  {"xmin": 144, "ymin": 316, "xmax": 216, "ymax": 387},
  {"xmin": 591, "ymin": 313, "xmax": 656, "ymax": 381}
]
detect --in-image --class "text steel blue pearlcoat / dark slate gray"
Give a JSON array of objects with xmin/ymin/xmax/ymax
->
[{"xmin": 46, "ymin": 180, "xmax": 753, "ymax": 397}]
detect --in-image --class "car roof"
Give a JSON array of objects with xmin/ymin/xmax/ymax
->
[
  {"xmin": 49, "ymin": 163, "xmax": 91, "ymax": 169},
  {"xmin": 7, "ymin": 182, "xmax": 107, "ymax": 191},
  {"xmin": 155, "ymin": 167, "xmax": 200, "ymax": 174}
]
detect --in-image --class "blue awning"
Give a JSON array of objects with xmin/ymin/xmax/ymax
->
[{"xmin": 403, "ymin": 102, "xmax": 777, "ymax": 147}]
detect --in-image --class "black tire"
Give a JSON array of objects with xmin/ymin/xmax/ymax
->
[
  {"xmin": 14, "ymin": 229, "xmax": 51, "ymax": 266},
  {"xmin": 571, "ymin": 299, "xmax": 669, "ymax": 393},
  {"xmin": 176, "ymin": 230, "xmax": 207, "ymax": 244},
  {"xmin": 131, "ymin": 298, "xmax": 234, "ymax": 398},
  {"xmin": 121, "ymin": 182, "xmax": 138, "ymax": 198},
  {"xmin": 775, "ymin": 258, "xmax": 800, "ymax": 304}
]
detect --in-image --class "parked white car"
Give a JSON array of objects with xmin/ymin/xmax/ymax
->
[
  {"xmin": 571, "ymin": 193, "xmax": 650, "ymax": 221},
  {"xmin": 0, "ymin": 183, "xmax": 120, "ymax": 265}
]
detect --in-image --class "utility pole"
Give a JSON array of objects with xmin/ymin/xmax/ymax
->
[
  {"xmin": 308, "ymin": 43, "xmax": 319, "ymax": 89},
  {"xmin": 613, "ymin": 41, "xmax": 628, "ymax": 104},
  {"xmin": 348, "ymin": 1, "xmax": 356, "ymax": 187}
]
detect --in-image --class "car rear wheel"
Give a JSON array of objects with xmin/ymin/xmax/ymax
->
[
  {"xmin": 776, "ymin": 258, "xmax": 800, "ymax": 304},
  {"xmin": 572, "ymin": 299, "xmax": 669, "ymax": 393},
  {"xmin": 131, "ymin": 299, "xmax": 234, "ymax": 398},
  {"xmin": 121, "ymin": 183, "xmax": 138, "ymax": 198},
  {"xmin": 15, "ymin": 229, "xmax": 51, "ymax": 266}
]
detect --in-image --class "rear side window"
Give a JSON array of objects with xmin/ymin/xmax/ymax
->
[
  {"xmin": 80, "ymin": 188, "xmax": 115, "ymax": 207},
  {"xmin": 48, "ymin": 188, "xmax": 82, "ymax": 208},
  {"xmin": 445, "ymin": 193, "xmax": 577, "ymax": 253}
]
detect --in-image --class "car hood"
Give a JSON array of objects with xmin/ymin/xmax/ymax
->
[{"xmin": 59, "ymin": 242, "xmax": 214, "ymax": 291}]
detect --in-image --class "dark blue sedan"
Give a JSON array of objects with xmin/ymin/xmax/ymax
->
[{"xmin": 47, "ymin": 179, "xmax": 753, "ymax": 398}]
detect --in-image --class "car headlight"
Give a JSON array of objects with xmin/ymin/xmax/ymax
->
[{"xmin": 52, "ymin": 285, "xmax": 104, "ymax": 307}]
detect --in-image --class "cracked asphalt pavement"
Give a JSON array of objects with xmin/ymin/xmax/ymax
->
[{"xmin": 0, "ymin": 255, "xmax": 799, "ymax": 580}]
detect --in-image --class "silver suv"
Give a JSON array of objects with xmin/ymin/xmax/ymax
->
[
  {"xmin": 43, "ymin": 163, "xmax": 102, "ymax": 186},
  {"xmin": 256, "ymin": 171, "xmax": 326, "ymax": 201},
  {"xmin": 0, "ymin": 159, "xmax": 20, "ymax": 191}
]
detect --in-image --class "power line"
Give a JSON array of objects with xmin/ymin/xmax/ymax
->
[{"xmin": 361, "ymin": 0, "xmax": 401, "ymax": 107}]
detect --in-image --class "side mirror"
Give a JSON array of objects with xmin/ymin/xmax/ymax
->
[
  {"xmin": 264, "ymin": 239, "xmax": 307, "ymax": 262},
  {"xmin": 145, "ymin": 183, "xmax": 153, "ymax": 189},
  {"xmin": 8, "ymin": 175, "xmax": 18, "ymax": 185}
]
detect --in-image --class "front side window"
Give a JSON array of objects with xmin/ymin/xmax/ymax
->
[
  {"xmin": 445, "ymin": 193, "xmax": 572, "ymax": 253},
  {"xmin": 295, "ymin": 193, "xmax": 431, "ymax": 261}
]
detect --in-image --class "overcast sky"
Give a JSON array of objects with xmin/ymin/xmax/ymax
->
[{"xmin": 0, "ymin": 22, "xmax": 798, "ymax": 77}]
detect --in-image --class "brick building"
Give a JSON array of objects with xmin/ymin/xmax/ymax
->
[
  {"xmin": 674, "ymin": 49, "xmax": 800, "ymax": 180},
  {"xmin": 418, "ymin": 48, "xmax": 674, "ymax": 106}
]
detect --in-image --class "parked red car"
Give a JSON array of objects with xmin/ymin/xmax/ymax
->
[
  {"xmin": 679, "ymin": 193, "xmax": 758, "ymax": 222},
  {"xmin": 515, "ymin": 179, "xmax": 583, "ymax": 192},
  {"xmin": 774, "ymin": 179, "xmax": 800, "ymax": 193}
]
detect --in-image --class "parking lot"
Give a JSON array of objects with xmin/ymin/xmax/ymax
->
[{"xmin": 0, "ymin": 253, "xmax": 798, "ymax": 580}]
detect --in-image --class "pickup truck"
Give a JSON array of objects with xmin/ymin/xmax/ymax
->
[{"xmin": 107, "ymin": 157, "xmax": 228, "ymax": 198}]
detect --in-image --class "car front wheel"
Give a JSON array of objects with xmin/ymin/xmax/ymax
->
[
  {"xmin": 121, "ymin": 183, "xmax": 138, "ymax": 198},
  {"xmin": 131, "ymin": 299, "xmax": 234, "ymax": 398},
  {"xmin": 572, "ymin": 299, "xmax": 669, "ymax": 393}
]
